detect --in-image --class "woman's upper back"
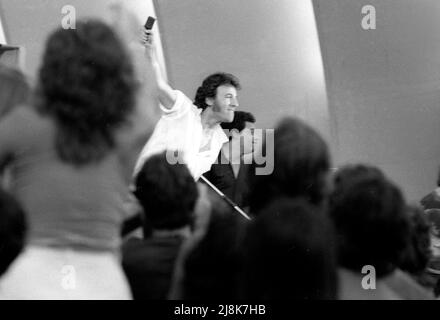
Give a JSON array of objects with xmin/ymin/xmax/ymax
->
[{"xmin": 0, "ymin": 106, "xmax": 129, "ymax": 251}]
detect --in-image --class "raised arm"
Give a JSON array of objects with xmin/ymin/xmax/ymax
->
[{"xmin": 141, "ymin": 29, "xmax": 176, "ymax": 110}]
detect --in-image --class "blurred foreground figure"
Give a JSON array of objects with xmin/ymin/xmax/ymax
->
[
  {"xmin": 168, "ymin": 185, "xmax": 246, "ymax": 300},
  {"xmin": 240, "ymin": 197, "xmax": 338, "ymax": 299},
  {"xmin": 0, "ymin": 19, "xmax": 145, "ymax": 299},
  {"xmin": 330, "ymin": 165, "xmax": 411, "ymax": 300},
  {"xmin": 0, "ymin": 187, "xmax": 26, "ymax": 278},
  {"xmin": 249, "ymin": 117, "xmax": 331, "ymax": 216},
  {"xmin": 122, "ymin": 152, "xmax": 198, "ymax": 299}
]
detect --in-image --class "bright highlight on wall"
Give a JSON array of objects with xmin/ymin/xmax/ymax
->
[{"xmin": 0, "ymin": 16, "xmax": 6, "ymax": 43}]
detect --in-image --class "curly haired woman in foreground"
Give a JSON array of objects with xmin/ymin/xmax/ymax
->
[{"xmin": 0, "ymin": 19, "xmax": 143, "ymax": 299}]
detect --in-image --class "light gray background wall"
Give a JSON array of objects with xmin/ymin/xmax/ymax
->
[
  {"xmin": 313, "ymin": 0, "xmax": 440, "ymax": 201},
  {"xmin": 0, "ymin": 0, "xmax": 110, "ymax": 80},
  {"xmin": 0, "ymin": 0, "xmax": 160, "ymax": 80}
]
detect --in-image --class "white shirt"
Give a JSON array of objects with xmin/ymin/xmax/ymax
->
[{"xmin": 134, "ymin": 90, "xmax": 228, "ymax": 180}]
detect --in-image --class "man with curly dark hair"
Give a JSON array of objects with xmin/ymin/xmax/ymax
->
[
  {"xmin": 134, "ymin": 28, "xmax": 241, "ymax": 180},
  {"xmin": 0, "ymin": 19, "xmax": 141, "ymax": 299}
]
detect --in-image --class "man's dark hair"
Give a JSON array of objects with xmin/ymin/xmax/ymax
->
[
  {"xmin": 329, "ymin": 164, "xmax": 410, "ymax": 278},
  {"xmin": 249, "ymin": 117, "xmax": 330, "ymax": 214},
  {"xmin": 0, "ymin": 188, "xmax": 26, "ymax": 276},
  {"xmin": 193, "ymin": 73, "xmax": 241, "ymax": 110},
  {"xmin": 221, "ymin": 111, "xmax": 255, "ymax": 133},
  {"xmin": 333, "ymin": 164, "xmax": 385, "ymax": 187},
  {"xmin": 134, "ymin": 152, "xmax": 198, "ymax": 232},
  {"xmin": 240, "ymin": 197, "xmax": 338, "ymax": 299},
  {"xmin": 37, "ymin": 19, "xmax": 138, "ymax": 166}
]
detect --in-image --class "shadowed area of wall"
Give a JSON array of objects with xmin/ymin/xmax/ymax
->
[{"xmin": 314, "ymin": 0, "xmax": 440, "ymax": 201}]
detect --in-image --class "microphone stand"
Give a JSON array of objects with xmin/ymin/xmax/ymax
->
[{"xmin": 199, "ymin": 175, "xmax": 252, "ymax": 221}]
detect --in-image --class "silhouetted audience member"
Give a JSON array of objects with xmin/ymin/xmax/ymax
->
[
  {"xmin": 205, "ymin": 111, "xmax": 256, "ymax": 209},
  {"xmin": 0, "ymin": 19, "xmax": 142, "ymax": 299},
  {"xmin": 421, "ymin": 167, "xmax": 440, "ymax": 210},
  {"xmin": 122, "ymin": 151, "xmax": 198, "ymax": 299},
  {"xmin": 240, "ymin": 197, "xmax": 338, "ymax": 299},
  {"xmin": 424, "ymin": 208, "xmax": 440, "ymax": 296},
  {"xmin": 0, "ymin": 188, "xmax": 26, "ymax": 278},
  {"xmin": 329, "ymin": 164, "xmax": 411, "ymax": 299},
  {"xmin": 249, "ymin": 117, "xmax": 331, "ymax": 215},
  {"xmin": 384, "ymin": 205, "xmax": 433, "ymax": 299},
  {"xmin": 399, "ymin": 205, "xmax": 432, "ymax": 274},
  {"xmin": 169, "ymin": 187, "xmax": 247, "ymax": 299}
]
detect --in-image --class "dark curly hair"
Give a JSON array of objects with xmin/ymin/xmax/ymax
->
[
  {"xmin": 36, "ymin": 19, "xmax": 138, "ymax": 165},
  {"xmin": 193, "ymin": 73, "xmax": 241, "ymax": 110},
  {"xmin": 329, "ymin": 165, "xmax": 410, "ymax": 278},
  {"xmin": 134, "ymin": 151, "xmax": 198, "ymax": 231}
]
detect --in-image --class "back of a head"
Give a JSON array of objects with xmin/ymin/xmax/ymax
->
[
  {"xmin": 333, "ymin": 164, "xmax": 384, "ymax": 187},
  {"xmin": 0, "ymin": 65, "xmax": 30, "ymax": 118},
  {"xmin": 249, "ymin": 117, "xmax": 330, "ymax": 214},
  {"xmin": 193, "ymin": 73, "xmax": 241, "ymax": 110},
  {"xmin": 182, "ymin": 191, "xmax": 246, "ymax": 299},
  {"xmin": 240, "ymin": 197, "xmax": 337, "ymax": 299},
  {"xmin": 37, "ymin": 19, "xmax": 138, "ymax": 166},
  {"xmin": 134, "ymin": 151, "xmax": 198, "ymax": 231},
  {"xmin": 330, "ymin": 164, "xmax": 410, "ymax": 278},
  {"xmin": 0, "ymin": 188, "xmax": 26, "ymax": 276}
]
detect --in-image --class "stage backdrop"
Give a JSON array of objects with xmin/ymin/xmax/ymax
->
[{"xmin": 314, "ymin": 0, "xmax": 440, "ymax": 201}]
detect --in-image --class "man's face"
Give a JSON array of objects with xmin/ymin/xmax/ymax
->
[{"xmin": 208, "ymin": 85, "xmax": 239, "ymax": 123}]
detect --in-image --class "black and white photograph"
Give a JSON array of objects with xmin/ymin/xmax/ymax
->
[{"xmin": 0, "ymin": 0, "xmax": 440, "ymax": 312}]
